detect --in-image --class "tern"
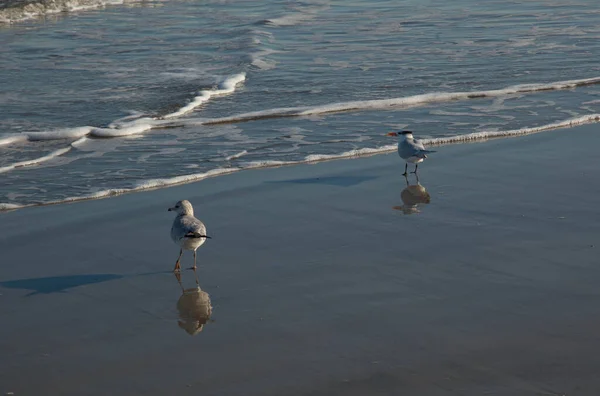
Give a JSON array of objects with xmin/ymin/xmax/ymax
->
[{"xmin": 387, "ymin": 130, "xmax": 436, "ymax": 175}]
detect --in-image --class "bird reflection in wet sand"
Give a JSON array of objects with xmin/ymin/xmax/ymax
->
[
  {"xmin": 393, "ymin": 175, "xmax": 431, "ymax": 215},
  {"xmin": 174, "ymin": 271, "xmax": 213, "ymax": 336}
]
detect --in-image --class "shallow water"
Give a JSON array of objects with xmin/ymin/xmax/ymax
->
[{"xmin": 1, "ymin": 0, "xmax": 600, "ymax": 209}]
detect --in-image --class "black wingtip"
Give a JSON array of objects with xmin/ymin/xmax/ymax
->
[{"xmin": 184, "ymin": 232, "xmax": 212, "ymax": 239}]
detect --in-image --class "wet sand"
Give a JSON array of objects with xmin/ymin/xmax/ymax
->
[{"xmin": 1, "ymin": 125, "xmax": 600, "ymax": 395}]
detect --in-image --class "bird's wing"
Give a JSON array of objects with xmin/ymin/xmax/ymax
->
[
  {"xmin": 172, "ymin": 216, "xmax": 207, "ymax": 241},
  {"xmin": 405, "ymin": 139, "xmax": 436, "ymax": 156},
  {"xmin": 399, "ymin": 139, "xmax": 420, "ymax": 157},
  {"xmin": 412, "ymin": 138, "xmax": 427, "ymax": 151},
  {"xmin": 180, "ymin": 216, "xmax": 207, "ymax": 238}
]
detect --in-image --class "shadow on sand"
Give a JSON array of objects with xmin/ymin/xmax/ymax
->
[{"xmin": 0, "ymin": 271, "xmax": 169, "ymax": 296}]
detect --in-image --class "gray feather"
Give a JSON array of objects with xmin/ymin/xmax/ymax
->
[
  {"xmin": 171, "ymin": 215, "xmax": 207, "ymax": 243},
  {"xmin": 398, "ymin": 138, "xmax": 435, "ymax": 160}
]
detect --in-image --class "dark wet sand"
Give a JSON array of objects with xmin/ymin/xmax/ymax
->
[{"xmin": 1, "ymin": 125, "xmax": 600, "ymax": 395}]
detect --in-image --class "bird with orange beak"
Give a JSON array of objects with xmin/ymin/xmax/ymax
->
[{"xmin": 387, "ymin": 130, "xmax": 436, "ymax": 175}]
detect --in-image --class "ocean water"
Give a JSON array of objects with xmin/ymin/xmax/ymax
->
[{"xmin": 1, "ymin": 0, "xmax": 600, "ymax": 210}]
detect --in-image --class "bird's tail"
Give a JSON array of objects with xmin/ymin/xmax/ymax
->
[{"xmin": 417, "ymin": 149, "xmax": 436, "ymax": 158}]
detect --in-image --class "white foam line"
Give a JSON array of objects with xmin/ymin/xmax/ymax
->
[
  {"xmin": 0, "ymin": 203, "xmax": 23, "ymax": 211},
  {"xmin": 225, "ymin": 150, "xmax": 248, "ymax": 161},
  {"xmin": 0, "ymin": 135, "xmax": 28, "ymax": 146},
  {"xmin": 162, "ymin": 73, "xmax": 246, "ymax": 119},
  {"xmin": 3, "ymin": 75, "xmax": 598, "ymax": 147},
  {"xmin": 1, "ymin": 168, "xmax": 243, "ymax": 211},
  {"xmin": 3, "ymin": 115, "xmax": 600, "ymax": 212},
  {"xmin": 0, "ymin": 73, "xmax": 246, "ymax": 146},
  {"xmin": 421, "ymin": 114, "xmax": 600, "ymax": 146},
  {"xmin": 0, "ymin": 135, "xmax": 90, "ymax": 175},
  {"xmin": 0, "ymin": 146, "xmax": 72, "ymax": 174},
  {"xmin": 26, "ymin": 126, "xmax": 93, "ymax": 141},
  {"xmin": 197, "ymin": 76, "xmax": 600, "ymax": 125},
  {"xmin": 91, "ymin": 117, "xmax": 156, "ymax": 137}
]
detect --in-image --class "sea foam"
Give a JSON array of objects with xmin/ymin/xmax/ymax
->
[
  {"xmin": 0, "ymin": 73, "xmax": 246, "ymax": 147},
  {"xmin": 196, "ymin": 76, "xmax": 600, "ymax": 125},
  {"xmin": 162, "ymin": 73, "xmax": 246, "ymax": 119},
  {"xmin": 0, "ymin": 136, "xmax": 89, "ymax": 174},
  {"xmin": 4, "ymin": 114, "xmax": 599, "ymax": 212},
  {"xmin": 0, "ymin": 146, "xmax": 73, "ymax": 174},
  {"xmin": 0, "ymin": 0, "xmax": 130, "ymax": 24}
]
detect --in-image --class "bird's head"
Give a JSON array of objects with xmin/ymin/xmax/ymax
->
[
  {"xmin": 168, "ymin": 200, "xmax": 194, "ymax": 216},
  {"xmin": 386, "ymin": 130, "xmax": 413, "ymax": 138}
]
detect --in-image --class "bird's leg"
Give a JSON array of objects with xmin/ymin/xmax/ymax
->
[
  {"xmin": 403, "ymin": 174, "xmax": 409, "ymax": 186},
  {"xmin": 173, "ymin": 248, "xmax": 183, "ymax": 272},
  {"xmin": 188, "ymin": 251, "xmax": 199, "ymax": 285},
  {"xmin": 411, "ymin": 163, "xmax": 418, "ymax": 174},
  {"xmin": 188, "ymin": 250, "xmax": 197, "ymax": 271},
  {"xmin": 173, "ymin": 271, "xmax": 184, "ymax": 292},
  {"xmin": 402, "ymin": 163, "xmax": 408, "ymax": 176},
  {"xmin": 193, "ymin": 266, "xmax": 199, "ymax": 286}
]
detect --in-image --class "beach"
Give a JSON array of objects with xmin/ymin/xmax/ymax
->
[{"xmin": 1, "ymin": 124, "xmax": 600, "ymax": 395}]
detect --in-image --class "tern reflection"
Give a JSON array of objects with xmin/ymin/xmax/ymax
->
[
  {"xmin": 174, "ymin": 271, "xmax": 213, "ymax": 336},
  {"xmin": 393, "ymin": 175, "xmax": 431, "ymax": 215}
]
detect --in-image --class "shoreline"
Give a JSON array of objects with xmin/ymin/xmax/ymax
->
[
  {"xmin": 2, "ymin": 114, "xmax": 600, "ymax": 213},
  {"xmin": 1, "ymin": 123, "xmax": 600, "ymax": 395}
]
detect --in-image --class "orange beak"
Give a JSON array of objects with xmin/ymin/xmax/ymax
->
[{"xmin": 386, "ymin": 132, "xmax": 397, "ymax": 137}]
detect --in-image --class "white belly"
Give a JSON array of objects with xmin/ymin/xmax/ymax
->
[
  {"xmin": 179, "ymin": 237, "xmax": 206, "ymax": 251},
  {"xmin": 406, "ymin": 156, "xmax": 424, "ymax": 164}
]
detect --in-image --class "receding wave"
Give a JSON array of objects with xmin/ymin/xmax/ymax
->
[
  {"xmin": 188, "ymin": 76, "xmax": 600, "ymax": 126},
  {"xmin": 2, "ymin": 75, "xmax": 597, "ymax": 148},
  {"xmin": 0, "ymin": 145, "xmax": 72, "ymax": 174},
  {"xmin": 0, "ymin": 135, "xmax": 91, "ymax": 173},
  {"xmin": 0, "ymin": 0, "xmax": 133, "ymax": 24},
  {"xmin": 0, "ymin": 73, "xmax": 246, "ymax": 148},
  {"xmin": 3, "ymin": 114, "xmax": 599, "ymax": 212}
]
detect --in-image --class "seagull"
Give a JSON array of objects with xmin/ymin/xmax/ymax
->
[
  {"xmin": 168, "ymin": 200, "xmax": 211, "ymax": 272},
  {"xmin": 387, "ymin": 130, "xmax": 436, "ymax": 175}
]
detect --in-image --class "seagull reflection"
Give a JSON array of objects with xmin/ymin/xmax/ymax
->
[
  {"xmin": 174, "ymin": 271, "xmax": 213, "ymax": 336},
  {"xmin": 393, "ymin": 175, "xmax": 431, "ymax": 215}
]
